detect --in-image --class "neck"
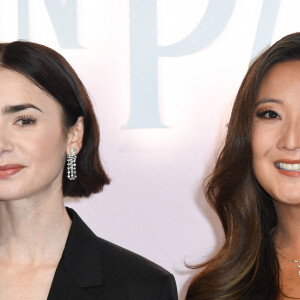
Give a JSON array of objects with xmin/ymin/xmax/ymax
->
[
  {"xmin": 0, "ymin": 193, "xmax": 71, "ymax": 266},
  {"xmin": 274, "ymin": 200, "xmax": 300, "ymax": 257}
]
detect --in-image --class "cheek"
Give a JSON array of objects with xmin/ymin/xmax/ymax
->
[
  {"xmin": 252, "ymin": 126, "xmax": 264, "ymax": 163},
  {"xmin": 252, "ymin": 125, "xmax": 273, "ymax": 187},
  {"xmin": 21, "ymin": 127, "xmax": 67, "ymax": 170},
  {"xmin": 252, "ymin": 124, "xmax": 274, "ymax": 161}
]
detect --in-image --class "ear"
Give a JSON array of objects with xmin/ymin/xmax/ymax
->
[{"xmin": 66, "ymin": 116, "xmax": 84, "ymax": 155}]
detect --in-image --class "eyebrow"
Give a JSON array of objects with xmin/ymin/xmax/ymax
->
[
  {"xmin": 1, "ymin": 104, "xmax": 44, "ymax": 114},
  {"xmin": 255, "ymin": 98, "xmax": 284, "ymax": 107}
]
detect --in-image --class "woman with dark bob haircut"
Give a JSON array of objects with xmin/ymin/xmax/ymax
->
[
  {"xmin": 186, "ymin": 32, "xmax": 300, "ymax": 299},
  {"xmin": 0, "ymin": 41, "xmax": 177, "ymax": 300}
]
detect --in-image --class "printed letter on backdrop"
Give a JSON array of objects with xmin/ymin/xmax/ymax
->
[
  {"xmin": 18, "ymin": 0, "xmax": 80, "ymax": 48},
  {"xmin": 126, "ymin": 0, "xmax": 235, "ymax": 128},
  {"xmin": 250, "ymin": 0, "xmax": 281, "ymax": 62}
]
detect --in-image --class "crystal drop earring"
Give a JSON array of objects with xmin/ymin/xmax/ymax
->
[{"xmin": 67, "ymin": 147, "xmax": 77, "ymax": 180}]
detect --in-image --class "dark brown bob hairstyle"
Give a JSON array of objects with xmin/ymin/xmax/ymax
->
[
  {"xmin": 186, "ymin": 32, "xmax": 300, "ymax": 300},
  {"xmin": 0, "ymin": 41, "xmax": 110, "ymax": 197}
]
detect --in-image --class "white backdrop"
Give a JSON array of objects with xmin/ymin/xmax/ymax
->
[{"xmin": 1, "ymin": 0, "xmax": 300, "ymax": 298}]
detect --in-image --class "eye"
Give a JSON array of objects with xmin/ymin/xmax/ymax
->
[
  {"xmin": 14, "ymin": 115, "xmax": 37, "ymax": 127},
  {"xmin": 256, "ymin": 109, "xmax": 280, "ymax": 120}
]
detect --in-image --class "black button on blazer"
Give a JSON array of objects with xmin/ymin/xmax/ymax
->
[{"xmin": 47, "ymin": 207, "xmax": 178, "ymax": 300}]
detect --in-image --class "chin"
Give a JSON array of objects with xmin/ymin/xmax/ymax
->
[
  {"xmin": 0, "ymin": 184, "xmax": 32, "ymax": 201},
  {"xmin": 0, "ymin": 193, "xmax": 25, "ymax": 201},
  {"xmin": 273, "ymin": 194, "xmax": 300, "ymax": 206}
]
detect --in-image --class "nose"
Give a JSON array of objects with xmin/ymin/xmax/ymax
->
[
  {"xmin": 278, "ymin": 120, "xmax": 300, "ymax": 151},
  {"xmin": 0, "ymin": 128, "xmax": 14, "ymax": 154}
]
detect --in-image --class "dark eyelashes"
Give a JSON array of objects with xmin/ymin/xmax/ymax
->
[
  {"xmin": 256, "ymin": 109, "xmax": 279, "ymax": 119},
  {"xmin": 15, "ymin": 115, "xmax": 37, "ymax": 127}
]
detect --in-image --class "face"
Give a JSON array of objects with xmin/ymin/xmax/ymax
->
[
  {"xmin": 252, "ymin": 60, "xmax": 300, "ymax": 204},
  {"xmin": 0, "ymin": 68, "xmax": 82, "ymax": 202}
]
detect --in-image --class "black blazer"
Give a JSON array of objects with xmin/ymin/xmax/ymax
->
[{"xmin": 47, "ymin": 207, "xmax": 178, "ymax": 299}]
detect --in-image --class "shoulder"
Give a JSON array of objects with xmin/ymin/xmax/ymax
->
[
  {"xmin": 96, "ymin": 237, "xmax": 178, "ymax": 299},
  {"xmin": 98, "ymin": 236, "xmax": 170, "ymax": 278},
  {"xmin": 63, "ymin": 207, "xmax": 178, "ymax": 299}
]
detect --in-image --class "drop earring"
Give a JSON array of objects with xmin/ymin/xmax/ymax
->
[{"xmin": 67, "ymin": 147, "xmax": 77, "ymax": 180}]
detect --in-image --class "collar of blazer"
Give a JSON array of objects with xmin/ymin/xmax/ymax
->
[{"xmin": 61, "ymin": 207, "xmax": 104, "ymax": 288}]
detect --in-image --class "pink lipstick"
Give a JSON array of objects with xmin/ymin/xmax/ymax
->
[{"xmin": 0, "ymin": 165, "xmax": 24, "ymax": 179}]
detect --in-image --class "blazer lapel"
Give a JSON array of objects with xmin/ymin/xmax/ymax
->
[{"xmin": 47, "ymin": 207, "xmax": 104, "ymax": 300}]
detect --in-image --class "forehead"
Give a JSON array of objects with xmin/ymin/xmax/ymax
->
[
  {"xmin": 260, "ymin": 61, "xmax": 300, "ymax": 91},
  {"xmin": 0, "ymin": 67, "xmax": 63, "ymax": 115},
  {"xmin": 257, "ymin": 60, "xmax": 300, "ymax": 101}
]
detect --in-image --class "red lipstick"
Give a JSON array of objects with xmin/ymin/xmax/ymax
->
[{"xmin": 0, "ymin": 165, "xmax": 24, "ymax": 179}]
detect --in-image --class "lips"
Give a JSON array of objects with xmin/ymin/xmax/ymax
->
[
  {"xmin": 275, "ymin": 160, "xmax": 300, "ymax": 177},
  {"xmin": 0, "ymin": 164, "xmax": 24, "ymax": 179}
]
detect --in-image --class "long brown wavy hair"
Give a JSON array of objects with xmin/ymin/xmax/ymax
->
[{"xmin": 186, "ymin": 32, "xmax": 300, "ymax": 300}]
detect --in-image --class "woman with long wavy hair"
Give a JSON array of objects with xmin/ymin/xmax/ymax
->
[{"xmin": 186, "ymin": 32, "xmax": 300, "ymax": 299}]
